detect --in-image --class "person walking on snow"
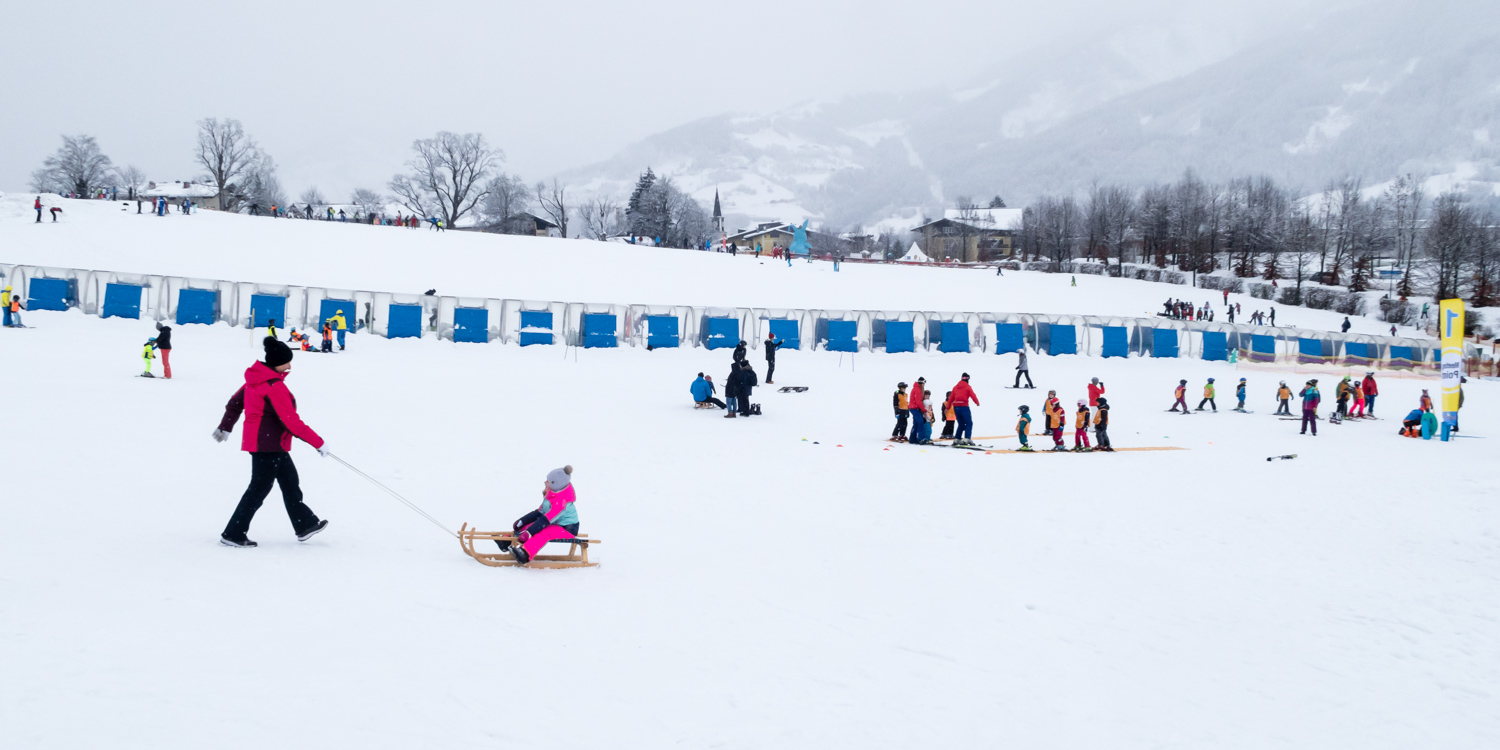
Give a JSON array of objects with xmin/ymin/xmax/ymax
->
[
  {"xmin": 1087, "ymin": 377, "xmax": 1105, "ymax": 407},
  {"xmin": 1013, "ymin": 348, "xmax": 1034, "ymax": 388},
  {"xmin": 212, "ymin": 336, "xmax": 330, "ymax": 547},
  {"xmin": 1275, "ymin": 381, "xmax": 1292, "ymax": 415},
  {"xmin": 892, "ymin": 382, "xmax": 909, "ymax": 441},
  {"xmin": 325, "ymin": 309, "xmax": 348, "ymax": 350},
  {"xmin": 1361, "ymin": 372, "xmax": 1378, "ymax": 415},
  {"xmin": 154, "ymin": 321, "xmax": 174, "ymax": 379},
  {"xmin": 498, "ymin": 466, "xmax": 581, "ymax": 565},
  {"xmin": 1341, "ymin": 316, "xmax": 1351, "ymax": 333},
  {"xmin": 764, "ymin": 333, "xmax": 782, "ymax": 384},
  {"xmin": 1073, "ymin": 400, "xmax": 1092, "ymax": 451},
  {"xmin": 1093, "ymin": 397, "xmax": 1113, "ymax": 451},
  {"xmin": 1234, "ymin": 378, "xmax": 1247, "ymax": 412},
  {"xmin": 1196, "ymin": 378, "xmax": 1217, "ymax": 412},
  {"xmin": 1299, "ymin": 379, "xmax": 1321, "ymax": 436},
  {"xmin": 1223, "ymin": 288, "xmax": 1229, "ymax": 306},
  {"xmin": 1169, "ymin": 379, "xmax": 1189, "ymax": 412},
  {"xmin": 950, "ymin": 373, "xmax": 980, "ymax": 446}
]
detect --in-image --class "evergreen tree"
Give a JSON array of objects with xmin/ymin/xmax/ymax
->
[{"xmin": 626, "ymin": 168, "xmax": 656, "ymax": 235}]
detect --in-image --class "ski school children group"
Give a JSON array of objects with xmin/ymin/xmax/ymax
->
[
  {"xmin": 891, "ymin": 373, "xmax": 1113, "ymax": 452},
  {"xmin": 136, "ymin": 311, "xmax": 353, "ymax": 378}
]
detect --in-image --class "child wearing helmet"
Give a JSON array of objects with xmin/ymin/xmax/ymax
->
[
  {"xmin": 1093, "ymin": 397, "xmax": 1112, "ymax": 451},
  {"xmin": 1073, "ymin": 400, "xmax": 1092, "ymax": 452},
  {"xmin": 1275, "ymin": 381, "xmax": 1292, "ymax": 415},
  {"xmin": 1015, "ymin": 405, "xmax": 1033, "ymax": 451},
  {"xmin": 1196, "ymin": 378, "xmax": 1217, "ymax": 412},
  {"xmin": 141, "ymin": 337, "xmax": 158, "ymax": 377},
  {"xmin": 1234, "ymin": 378, "xmax": 1247, "ymax": 412},
  {"xmin": 1170, "ymin": 379, "xmax": 1189, "ymax": 413}
]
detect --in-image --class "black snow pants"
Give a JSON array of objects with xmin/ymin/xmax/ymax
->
[
  {"xmin": 1197, "ymin": 397, "xmax": 1216, "ymax": 411},
  {"xmin": 223, "ymin": 452, "xmax": 320, "ymax": 540},
  {"xmin": 1014, "ymin": 369, "xmax": 1033, "ymax": 388},
  {"xmin": 893, "ymin": 411, "xmax": 908, "ymax": 438}
]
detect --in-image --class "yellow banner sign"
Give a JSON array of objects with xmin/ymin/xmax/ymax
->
[{"xmin": 1439, "ymin": 298, "xmax": 1464, "ymax": 421}]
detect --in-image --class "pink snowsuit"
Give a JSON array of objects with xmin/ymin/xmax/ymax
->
[{"xmin": 522, "ymin": 484, "xmax": 578, "ymax": 557}]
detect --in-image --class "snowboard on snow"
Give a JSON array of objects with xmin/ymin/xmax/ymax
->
[{"xmin": 777, "ymin": 386, "xmax": 808, "ymax": 393}]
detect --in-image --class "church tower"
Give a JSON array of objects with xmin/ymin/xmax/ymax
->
[{"xmin": 712, "ymin": 188, "xmax": 724, "ymax": 235}]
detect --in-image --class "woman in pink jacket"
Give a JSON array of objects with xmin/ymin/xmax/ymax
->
[
  {"xmin": 213, "ymin": 337, "xmax": 330, "ymax": 547},
  {"xmin": 497, "ymin": 466, "xmax": 580, "ymax": 564}
]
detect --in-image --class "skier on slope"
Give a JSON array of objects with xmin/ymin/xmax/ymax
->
[
  {"xmin": 1087, "ymin": 377, "xmax": 1105, "ymax": 407},
  {"xmin": 1234, "ymin": 378, "xmax": 1247, "ymax": 412},
  {"xmin": 1275, "ymin": 381, "xmax": 1292, "ymax": 415},
  {"xmin": 1073, "ymin": 400, "xmax": 1092, "ymax": 452},
  {"xmin": 1170, "ymin": 380, "xmax": 1189, "ymax": 413},
  {"xmin": 1013, "ymin": 348, "xmax": 1034, "ymax": 388},
  {"xmin": 1044, "ymin": 390, "xmax": 1066, "ymax": 450},
  {"xmin": 1361, "ymin": 372, "xmax": 1379, "ymax": 415},
  {"xmin": 1196, "ymin": 378, "xmax": 1217, "ymax": 412},
  {"xmin": 325, "ymin": 309, "xmax": 348, "ymax": 350},
  {"xmin": 495, "ymin": 465, "xmax": 581, "ymax": 565},
  {"xmin": 1014, "ymin": 405, "xmax": 1033, "ymax": 451},
  {"xmin": 949, "ymin": 373, "xmax": 980, "ymax": 446},
  {"xmin": 1093, "ymin": 397, "xmax": 1113, "ymax": 452},
  {"xmin": 213, "ymin": 336, "xmax": 330, "ymax": 548},
  {"xmin": 908, "ymin": 377, "xmax": 928, "ymax": 444},
  {"xmin": 141, "ymin": 337, "xmax": 159, "ymax": 377}
]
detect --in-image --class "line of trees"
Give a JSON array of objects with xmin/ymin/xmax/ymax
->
[{"xmin": 1014, "ymin": 171, "xmax": 1500, "ymax": 306}]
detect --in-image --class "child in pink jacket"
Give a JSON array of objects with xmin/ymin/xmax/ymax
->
[{"xmin": 499, "ymin": 465, "xmax": 580, "ymax": 564}]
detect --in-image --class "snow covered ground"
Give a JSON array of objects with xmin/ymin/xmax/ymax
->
[
  {"xmin": 2, "ymin": 196, "xmax": 1497, "ymax": 748},
  {"xmin": 0, "ymin": 192, "xmax": 1429, "ymax": 338}
]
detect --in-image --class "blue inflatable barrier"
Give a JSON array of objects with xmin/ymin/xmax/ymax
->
[
  {"xmin": 826, "ymin": 320, "xmax": 858, "ymax": 352},
  {"xmin": 646, "ymin": 316, "xmax": 679, "ymax": 348},
  {"xmin": 1345, "ymin": 342, "xmax": 1373, "ymax": 364},
  {"xmin": 177, "ymin": 289, "xmax": 217, "ymax": 325},
  {"xmin": 1298, "ymin": 338, "xmax": 1324, "ymax": 363},
  {"xmin": 939, "ymin": 322, "xmax": 970, "ymax": 353},
  {"xmin": 249, "ymin": 294, "xmax": 286, "ymax": 328},
  {"xmin": 703, "ymin": 317, "xmax": 738, "ymax": 350},
  {"xmin": 995, "ymin": 323, "xmax": 1024, "ymax": 355},
  {"xmin": 582, "ymin": 313, "xmax": 618, "ymax": 348},
  {"xmin": 1152, "ymin": 328, "xmax": 1179, "ymax": 358},
  {"xmin": 519, "ymin": 311, "xmax": 553, "ymax": 346},
  {"xmin": 387, "ymin": 304, "xmax": 422, "ymax": 339},
  {"xmin": 1100, "ymin": 326, "xmax": 1127, "ymax": 358},
  {"xmin": 767, "ymin": 319, "xmax": 799, "ymax": 349},
  {"xmin": 453, "ymin": 308, "xmax": 488, "ymax": 343},
  {"xmin": 885, "ymin": 321, "xmax": 914, "ymax": 353},
  {"xmin": 1202, "ymin": 331, "xmax": 1228, "ymax": 361},
  {"xmin": 1389, "ymin": 345, "xmax": 1412, "ymax": 364},
  {"xmin": 101, "ymin": 283, "xmax": 143, "ymax": 320},
  {"xmin": 1048, "ymin": 324, "xmax": 1076, "ymax": 355},
  {"xmin": 319, "ymin": 299, "xmax": 356, "ymax": 334},
  {"xmin": 1250, "ymin": 334, "xmax": 1276, "ymax": 362},
  {"xmin": 27, "ymin": 278, "xmax": 70, "ymax": 311}
]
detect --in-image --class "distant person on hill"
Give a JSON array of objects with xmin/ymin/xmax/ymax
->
[
  {"xmin": 154, "ymin": 321, "xmax": 173, "ymax": 379},
  {"xmin": 34, "ymin": 196, "xmax": 42, "ymax": 222},
  {"xmin": 1341, "ymin": 316, "xmax": 1351, "ymax": 333},
  {"xmin": 49, "ymin": 206, "xmax": 62, "ymax": 222},
  {"xmin": 213, "ymin": 336, "xmax": 330, "ymax": 548},
  {"xmin": 1269, "ymin": 307, "xmax": 1276, "ymax": 326}
]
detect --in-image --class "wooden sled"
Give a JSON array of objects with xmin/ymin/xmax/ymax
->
[
  {"xmin": 458, "ymin": 523, "xmax": 601, "ymax": 569},
  {"xmin": 694, "ymin": 401, "xmax": 718, "ymax": 410}
]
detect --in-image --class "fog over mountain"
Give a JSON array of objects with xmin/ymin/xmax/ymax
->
[{"xmin": 566, "ymin": 0, "xmax": 1499, "ymax": 232}]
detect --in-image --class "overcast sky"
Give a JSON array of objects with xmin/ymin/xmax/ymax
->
[{"xmin": 1, "ymin": 0, "xmax": 1347, "ymax": 199}]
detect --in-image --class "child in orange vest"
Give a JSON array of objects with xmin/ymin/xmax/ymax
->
[{"xmin": 1073, "ymin": 400, "xmax": 1092, "ymax": 451}]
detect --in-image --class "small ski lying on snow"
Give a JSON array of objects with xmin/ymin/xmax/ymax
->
[
  {"xmin": 777, "ymin": 386, "xmax": 808, "ymax": 393},
  {"xmin": 1267, "ymin": 454, "xmax": 1298, "ymax": 462}
]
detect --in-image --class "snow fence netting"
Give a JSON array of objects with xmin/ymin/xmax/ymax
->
[
  {"xmin": 163, "ymin": 277, "xmax": 236, "ymax": 326},
  {"xmin": 439, "ymin": 297, "xmax": 504, "ymax": 343},
  {"xmin": 924, "ymin": 311, "xmax": 984, "ymax": 353},
  {"xmin": 1034, "ymin": 314, "xmax": 1087, "ymax": 356},
  {"xmin": 563, "ymin": 303, "xmax": 628, "ymax": 348},
  {"xmin": 1084, "ymin": 316, "xmax": 1132, "ymax": 358},
  {"xmin": 871, "ymin": 311, "xmax": 926, "ymax": 353}
]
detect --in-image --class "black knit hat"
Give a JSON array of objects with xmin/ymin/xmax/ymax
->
[{"xmin": 263, "ymin": 336, "xmax": 294, "ymax": 368}]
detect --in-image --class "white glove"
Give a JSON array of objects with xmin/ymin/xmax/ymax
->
[
  {"xmin": 212, "ymin": 429, "xmax": 230, "ymax": 443},
  {"xmin": 317, "ymin": 445, "xmax": 331, "ymax": 458}
]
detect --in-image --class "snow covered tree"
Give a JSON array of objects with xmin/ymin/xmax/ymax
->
[
  {"xmin": 535, "ymin": 179, "xmax": 570, "ymax": 238},
  {"xmin": 389, "ymin": 131, "xmax": 500, "ymax": 226},
  {"xmin": 117, "ymin": 165, "xmax": 147, "ymax": 200},
  {"xmin": 351, "ymin": 189, "xmax": 385, "ymax": 216},
  {"xmin": 238, "ymin": 154, "xmax": 286, "ymax": 211},
  {"xmin": 625, "ymin": 168, "xmax": 657, "ymax": 236},
  {"xmin": 34, "ymin": 134, "xmax": 114, "ymax": 195},
  {"xmin": 580, "ymin": 195, "xmax": 621, "ymax": 240},
  {"xmin": 988, "ymin": 195, "xmax": 1007, "ymax": 208},
  {"xmin": 195, "ymin": 118, "xmax": 260, "ymax": 212},
  {"xmin": 298, "ymin": 186, "xmax": 327, "ymax": 208}
]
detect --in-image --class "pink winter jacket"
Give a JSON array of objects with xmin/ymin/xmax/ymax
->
[
  {"xmin": 539, "ymin": 484, "xmax": 577, "ymax": 523},
  {"xmin": 218, "ymin": 362, "xmax": 324, "ymax": 453}
]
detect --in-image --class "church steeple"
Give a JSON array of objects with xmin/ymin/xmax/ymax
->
[{"xmin": 712, "ymin": 188, "xmax": 724, "ymax": 234}]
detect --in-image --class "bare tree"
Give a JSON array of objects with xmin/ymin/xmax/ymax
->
[
  {"xmin": 240, "ymin": 154, "xmax": 287, "ymax": 212},
  {"xmin": 1386, "ymin": 174, "xmax": 1425, "ymax": 298},
  {"xmin": 580, "ymin": 195, "xmax": 621, "ymax": 240},
  {"xmin": 480, "ymin": 173, "xmax": 531, "ymax": 232},
  {"xmin": 389, "ymin": 131, "xmax": 500, "ymax": 227},
  {"xmin": 299, "ymin": 186, "xmax": 327, "ymax": 208},
  {"xmin": 535, "ymin": 179, "xmax": 570, "ymax": 238},
  {"xmin": 117, "ymin": 165, "xmax": 148, "ymax": 199},
  {"xmin": 36, "ymin": 134, "xmax": 115, "ymax": 195},
  {"xmin": 195, "ymin": 118, "xmax": 259, "ymax": 211},
  {"xmin": 351, "ymin": 188, "xmax": 385, "ymax": 216}
]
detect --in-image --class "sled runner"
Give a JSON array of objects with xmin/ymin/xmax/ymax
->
[
  {"xmin": 458, "ymin": 523, "xmax": 601, "ymax": 569},
  {"xmin": 694, "ymin": 402, "xmax": 718, "ymax": 410},
  {"xmin": 777, "ymin": 386, "xmax": 808, "ymax": 393}
]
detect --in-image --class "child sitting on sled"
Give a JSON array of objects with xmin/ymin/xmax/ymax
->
[{"xmin": 497, "ymin": 465, "xmax": 579, "ymax": 564}]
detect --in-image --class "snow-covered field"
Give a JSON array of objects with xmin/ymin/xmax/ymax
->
[{"xmin": 2, "ymin": 196, "xmax": 1497, "ymax": 749}]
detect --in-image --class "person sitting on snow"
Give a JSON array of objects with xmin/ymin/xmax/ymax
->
[
  {"xmin": 498, "ymin": 466, "xmax": 580, "ymax": 565},
  {"xmin": 1400, "ymin": 409, "xmax": 1424, "ymax": 437},
  {"xmin": 691, "ymin": 372, "xmax": 726, "ymax": 409}
]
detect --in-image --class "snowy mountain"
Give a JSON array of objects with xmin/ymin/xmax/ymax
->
[{"xmin": 565, "ymin": 0, "xmax": 1500, "ymax": 230}]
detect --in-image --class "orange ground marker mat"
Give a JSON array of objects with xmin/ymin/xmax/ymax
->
[{"xmin": 980, "ymin": 446, "xmax": 1187, "ymax": 454}]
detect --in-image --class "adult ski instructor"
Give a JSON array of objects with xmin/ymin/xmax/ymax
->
[
  {"xmin": 949, "ymin": 373, "xmax": 980, "ymax": 446},
  {"xmin": 213, "ymin": 336, "xmax": 331, "ymax": 547}
]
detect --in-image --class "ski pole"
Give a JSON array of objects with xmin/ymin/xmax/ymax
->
[{"xmin": 327, "ymin": 453, "xmax": 455, "ymax": 538}]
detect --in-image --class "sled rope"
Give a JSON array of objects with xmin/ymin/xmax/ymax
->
[{"xmin": 329, "ymin": 454, "xmax": 456, "ymax": 538}]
